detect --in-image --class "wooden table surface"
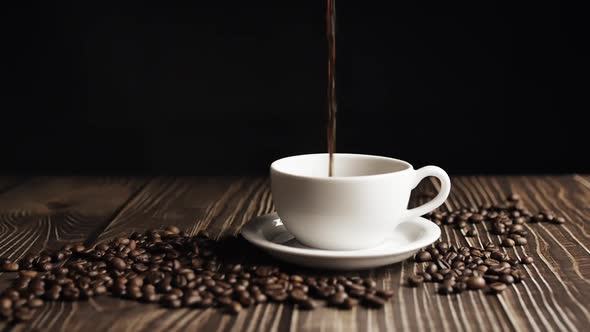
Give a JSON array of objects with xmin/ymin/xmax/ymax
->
[{"xmin": 0, "ymin": 175, "xmax": 588, "ymax": 331}]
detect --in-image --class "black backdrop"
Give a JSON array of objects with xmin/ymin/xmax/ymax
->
[{"xmin": 1, "ymin": 1, "xmax": 587, "ymax": 175}]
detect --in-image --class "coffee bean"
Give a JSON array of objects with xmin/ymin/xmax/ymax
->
[
  {"xmin": 489, "ymin": 282, "xmax": 508, "ymax": 294},
  {"xmin": 290, "ymin": 289, "xmax": 308, "ymax": 303},
  {"xmin": 267, "ymin": 290, "xmax": 288, "ymax": 302},
  {"xmin": 467, "ymin": 276, "xmax": 486, "ymax": 290},
  {"xmin": 438, "ymin": 285, "xmax": 453, "ymax": 295},
  {"xmin": 432, "ymin": 273, "xmax": 444, "ymax": 282},
  {"xmin": 111, "ymin": 258, "xmax": 127, "ymax": 271},
  {"xmin": 375, "ymin": 289, "xmax": 394, "ymax": 299},
  {"xmin": 225, "ymin": 301, "xmax": 242, "ymax": 314},
  {"xmin": 2, "ymin": 262, "xmax": 19, "ymax": 272},
  {"xmin": 363, "ymin": 294, "xmax": 385, "ymax": 308},
  {"xmin": 19, "ymin": 270, "xmax": 38, "ymax": 279},
  {"xmin": 328, "ymin": 292, "xmax": 348, "ymax": 306},
  {"xmin": 407, "ymin": 275, "xmax": 424, "ymax": 287},
  {"xmin": 514, "ymin": 237, "xmax": 527, "ymax": 246},
  {"xmin": 501, "ymin": 238, "xmax": 515, "ymax": 247},
  {"xmin": 27, "ymin": 299, "xmax": 44, "ymax": 309},
  {"xmin": 163, "ymin": 298, "xmax": 182, "ymax": 308},
  {"xmin": 253, "ymin": 292, "xmax": 267, "ymax": 303},
  {"xmin": 420, "ymin": 272, "xmax": 432, "ymax": 282},
  {"xmin": 165, "ymin": 226, "xmax": 181, "ymax": 235},
  {"xmin": 254, "ymin": 266, "xmax": 273, "ymax": 277},
  {"xmin": 453, "ymin": 282, "xmax": 467, "ymax": 293},
  {"xmin": 552, "ymin": 217, "xmax": 566, "ymax": 224},
  {"xmin": 363, "ymin": 278, "xmax": 377, "ymax": 288},
  {"xmin": 415, "ymin": 251, "xmax": 432, "ymax": 262},
  {"xmin": 63, "ymin": 286, "xmax": 81, "ymax": 300},
  {"xmin": 508, "ymin": 194, "xmax": 521, "ymax": 202},
  {"xmin": 521, "ymin": 256, "xmax": 534, "ymax": 264},
  {"xmin": 455, "ymin": 220, "xmax": 468, "ymax": 229},
  {"xmin": 465, "ymin": 229, "xmax": 477, "ymax": 237},
  {"xmin": 298, "ymin": 299, "xmax": 316, "ymax": 310},
  {"xmin": 44, "ymin": 285, "xmax": 61, "ymax": 301},
  {"xmin": 0, "ymin": 298, "xmax": 12, "ymax": 310},
  {"xmin": 500, "ymin": 274, "xmax": 515, "ymax": 285},
  {"xmin": 425, "ymin": 263, "xmax": 438, "ymax": 274}
]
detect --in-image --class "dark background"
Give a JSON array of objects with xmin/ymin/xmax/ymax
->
[{"xmin": 1, "ymin": 1, "xmax": 587, "ymax": 175}]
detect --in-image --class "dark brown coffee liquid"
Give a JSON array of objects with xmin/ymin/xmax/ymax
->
[{"xmin": 327, "ymin": 0, "xmax": 337, "ymax": 176}]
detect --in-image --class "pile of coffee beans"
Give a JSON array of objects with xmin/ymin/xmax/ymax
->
[
  {"xmin": 407, "ymin": 193, "xmax": 565, "ymax": 294},
  {"xmin": 426, "ymin": 194, "xmax": 565, "ymax": 246},
  {"xmin": 0, "ymin": 226, "xmax": 393, "ymax": 322},
  {"xmin": 0, "ymin": 193, "xmax": 567, "ymax": 322},
  {"xmin": 409, "ymin": 240, "xmax": 531, "ymax": 294}
]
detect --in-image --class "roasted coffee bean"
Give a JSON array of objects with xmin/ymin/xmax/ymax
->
[
  {"xmin": 165, "ymin": 225, "xmax": 181, "ymax": 235},
  {"xmin": 514, "ymin": 237, "xmax": 527, "ymax": 246},
  {"xmin": 502, "ymin": 238, "xmax": 516, "ymax": 247},
  {"xmin": 467, "ymin": 276, "xmax": 486, "ymax": 290},
  {"xmin": 225, "ymin": 301, "xmax": 242, "ymax": 314},
  {"xmin": 415, "ymin": 251, "xmax": 432, "ymax": 262},
  {"xmin": 438, "ymin": 285, "xmax": 453, "ymax": 295},
  {"xmin": 0, "ymin": 298, "xmax": 12, "ymax": 310},
  {"xmin": 328, "ymin": 292, "xmax": 348, "ymax": 306},
  {"xmin": 455, "ymin": 220, "xmax": 468, "ymax": 229},
  {"xmin": 453, "ymin": 282, "xmax": 467, "ymax": 293},
  {"xmin": 27, "ymin": 299, "xmax": 44, "ymax": 309},
  {"xmin": 2, "ymin": 262, "xmax": 19, "ymax": 272},
  {"xmin": 420, "ymin": 272, "xmax": 432, "ymax": 282},
  {"xmin": 63, "ymin": 286, "xmax": 81, "ymax": 301},
  {"xmin": 490, "ymin": 251, "xmax": 505, "ymax": 261},
  {"xmin": 298, "ymin": 299, "xmax": 316, "ymax": 310},
  {"xmin": 363, "ymin": 278, "xmax": 377, "ymax": 288},
  {"xmin": 465, "ymin": 229, "xmax": 477, "ymax": 237},
  {"xmin": 425, "ymin": 263, "xmax": 438, "ymax": 274},
  {"xmin": 489, "ymin": 282, "xmax": 508, "ymax": 294},
  {"xmin": 254, "ymin": 293, "xmax": 267, "ymax": 303},
  {"xmin": 363, "ymin": 294, "xmax": 385, "ymax": 308},
  {"xmin": 290, "ymin": 289, "xmax": 308, "ymax": 303},
  {"xmin": 521, "ymin": 256, "xmax": 534, "ymax": 264},
  {"xmin": 254, "ymin": 266, "xmax": 273, "ymax": 277},
  {"xmin": 267, "ymin": 290, "xmax": 288, "ymax": 302},
  {"xmin": 111, "ymin": 258, "xmax": 127, "ymax": 271},
  {"xmin": 552, "ymin": 217, "xmax": 566, "ymax": 224},
  {"xmin": 375, "ymin": 289, "xmax": 394, "ymax": 299},
  {"xmin": 19, "ymin": 270, "xmax": 38, "ymax": 279},
  {"xmin": 163, "ymin": 298, "xmax": 182, "ymax": 308},
  {"xmin": 508, "ymin": 194, "xmax": 521, "ymax": 201},
  {"xmin": 432, "ymin": 273, "xmax": 444, "ymax": 282},
  {"xmin": 500, "ymin": 274, "xmax": 515, "ymax": 285},
  {"xmin": 407, "ymin": 275, "xmax": 424, "ymax": 287},
  {"xmin": 340, "ymin": 297, "xmax": 358, "ymax": 309}
]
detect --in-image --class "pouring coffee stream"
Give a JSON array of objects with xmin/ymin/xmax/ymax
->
[{"xmin": 327, "ymin": 0, "xmax": 337, "ymax": 176}]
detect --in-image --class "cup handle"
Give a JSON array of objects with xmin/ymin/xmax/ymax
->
[{"xmin": 404, "ymin": 166, "xmax": 451, "ymax": 221}]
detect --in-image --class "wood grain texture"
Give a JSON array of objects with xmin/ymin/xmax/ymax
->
[
  {"xmin": 0, "ymin": 176, "xmax": 588, "ymax": 332},
  {"xmin": 0, "ymin": 177, "xmax": 148, "ymax": 331}
]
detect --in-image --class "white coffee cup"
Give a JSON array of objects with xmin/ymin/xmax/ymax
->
[{"xmin": 270, "ymin": 153, "xmax": 451, "ymax": 250}]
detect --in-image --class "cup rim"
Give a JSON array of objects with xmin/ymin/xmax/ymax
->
[{"xmin": 270, "ymin": 153, "xmax": 413, "ymax": 181}]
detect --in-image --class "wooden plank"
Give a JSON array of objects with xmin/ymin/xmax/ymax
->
[
  {"xmin": 0, "ymin": 176, "xmax": 148, "ymax": 330},
  {"xmin": 2, "ymin": 176, "xmax": 588, "ymax": 331}
]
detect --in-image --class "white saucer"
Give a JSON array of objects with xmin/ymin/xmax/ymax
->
[{"xmin": 241, "ymin": 213, "xmax": 441, "ymax": 270}]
